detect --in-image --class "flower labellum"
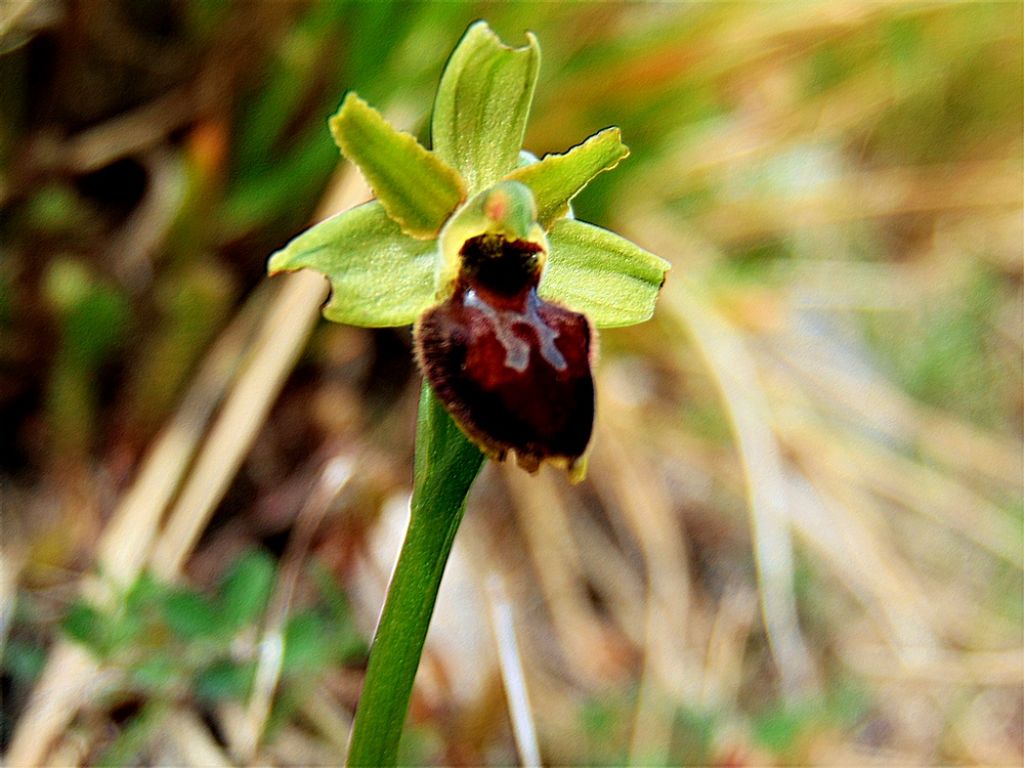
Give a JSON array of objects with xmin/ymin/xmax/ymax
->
[{"xmin": 417, "ymin": 183, "xmax": 594, "ymax": 479}]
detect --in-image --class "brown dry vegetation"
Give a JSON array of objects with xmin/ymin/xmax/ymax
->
[{"xmin": 1, "ymin": 2, "xmax": 1022, "ymax": 766}]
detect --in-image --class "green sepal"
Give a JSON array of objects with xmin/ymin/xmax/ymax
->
[
  {"xmin": 431, "ymin": 21, "xmax": 540, "ymax": 195},
  {"xmin": 507, "ymin": 128, "xmax": 629, "ymax": 228},
  {"xmin": 541, "ymin": 219, "xmax": 670, "ymax": 328},
  {"xmin": 329, "ymin": 93, "xmax": 465, "ymax": 239},
  {"xmin": 269, "ymin": 201, "xmax": 436, "ymax": 327}
]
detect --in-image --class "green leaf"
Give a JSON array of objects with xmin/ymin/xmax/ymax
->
[
  {"xmin": 95, "ymin": 700, "xmax": 169, "ymax": 768},
  {"xmin": 131, "ymin": 654, "xmax": 180, "ymax": 693},
  {"xmin": 541, "ymin": 219, "xmax": 670, "ymax": 328},
  {"xmin": 62, "ymin": 600, "xmax": 111, "ymax": 656},
  {"xmin": 507, "ymin": 128, "xmax": 629, "ymax": 227},
  {"xmin": 431, "ymin": 21, "xmax": 540, "ymax": 195},
  {"xmin": 124, "ymin": 571, "xmax": 164, "ymax": 613},
  {"xmin": 329, "ymin": 93, "xmax": 464, "ymax": 238},
  {"xmin": 160, "ymin": 589, "xmax": 221, "ymax": 640},
  {"xmin": 219, "ymin": 549, "xmax": 276, "ymax": 630},
  {"xmin": 282, "ymin": 612, "xmax": 331, "ymax": 674},
  {"xmin": 195, "ymin": 659, "xmax": 256, "ymax": 703},
  {"xmin": 269, "ymin": 201, "xmax": 437, "ymax": 327}
]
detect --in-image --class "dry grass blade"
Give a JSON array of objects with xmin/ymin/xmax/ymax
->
[
  {"xmin": 699, "ymin": 586, "xmax": 757, "ymax": 712},
  {"xmin": 147, "ymin": 269, "xmax": 327, "ymax": 579},
  {"xmin": 147, "ymin": 166, "xmax": 371, "ymax": 580},
  {"xmin": 785, "ymin": 461, "xmax": 940, "ymax": 656},
  {"xmin": 485, "ymin": 572, "xmax": 541, "ymax": 768},
  {"xmin": 160, "ymin": 709, "xmax": 235, "ymax": 767},
  {"xmin": 663, "ymin": 277, "xmax": 818, "ymax": 700},
  {"xmin": 694, "ymin": 159, "xmax": 1022, "ymax": 244}
]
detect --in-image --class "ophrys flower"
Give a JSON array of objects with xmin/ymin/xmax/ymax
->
[{"xmin": 269, "ymin": 21, "xmax": 669, "ymax": 480}]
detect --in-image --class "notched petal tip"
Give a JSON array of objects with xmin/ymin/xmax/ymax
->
[
  {"xmin": 461, "ymin": 19, "xmax": 538, "ymax": 55},
  {"xmin": 266, "ymin": 250, "xmax": 288, "ymax": 277}
]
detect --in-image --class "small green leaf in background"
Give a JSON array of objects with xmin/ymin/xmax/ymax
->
[
  {"xmin": 282, "ymin": 612, "xmax": 332, "ymax": 675},
  {"xmin": 62, "ymin": 599, "xmax": 112, "ymax": 656},
  {"xmin": 508, "ymin": 127, "xmax": 629, "ymax": 227},
  {"xmin": 282, "ymin": 572, "xmax": 366, "ymax": 676},
  {"xmin": 44, "ymin": 259, "xmax": 128, "ymax": 367},
  {"xmin": 195, "ymin": 659, "xmax": 257, "ymax": 703},
  {"xmin": 160, "ymin": 589, "xmax": 221, "ymax": 640},
  {"xmin": 268, "ymin": 201, "xmax": 436, "ymax": 327},
  {"xmin": 330, "ymin": 93, "xmax": 465, "ymax": 238},
  {"xmin": 94, "ymin": 700, "xmax": 169, "ymax": 768},
  {"xmin": 219, "ymin": 548, "xmax": 276, "ymax": 631},
  {"xmin": 541, "ymin": 218, "xmax": 670, "ymax": 328},
  {"xmin": 131, "ymin": 654, "xmax": 180, "ymax": 694},
  {"xmin": 672, "ymin": 707, "xmax": 717, "ymax": 765},
  {"xmin": 431, "ymin": 21, "xmax": 540, "ymax": 194}
]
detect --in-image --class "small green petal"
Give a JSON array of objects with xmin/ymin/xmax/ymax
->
[
  {"xmin": 432, "ymin": 21, "xmax": 540, "ymax": 195},
  {"xmin": 507, "ymin": 128, "xmax": 629, "ymax": 228},
  {"xmin": 330, "ymin": 93, "xmax": 465, "ymax": 239},
  {"xmin": 541, "ymin": 219, "xmax": 670, "ymax": 328},
  {"xmin": 269, "ymin": 201, "xmax": 436, "ymax": 327}
]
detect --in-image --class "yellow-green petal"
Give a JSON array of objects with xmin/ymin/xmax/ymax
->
[
  {"xmin": 541, "ymin": 219, "xmax": 670, "ymax": 328},
  {"xmin": 431, "ymin": 21, "xmax": 540, "ymax": 195},
  {"xmin": 330, "ymin": 94, "xmax": 465, "ymax": 239},
  {"xmin": 269, "ymin": 201, "xmax": 435, "ymax": 327},
  {"xmin": 507, "ymin": 128, "xmax": 629, "ymax": 228}
]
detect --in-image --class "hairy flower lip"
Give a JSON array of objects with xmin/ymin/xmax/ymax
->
[{"xmin": 414, "ymin": 271, "xmax": 595, "ymax": 482}]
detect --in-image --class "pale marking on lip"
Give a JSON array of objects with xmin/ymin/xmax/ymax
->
[{"xmin": 465, "ymin": 289, "xmax": 567, "ymax": 373}]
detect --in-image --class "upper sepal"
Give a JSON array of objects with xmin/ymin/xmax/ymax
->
[
  {"xmin": 431, "ymin": 21, "xmax": 540, "ymax": 195},
  {"xmin": 269, "ymin": 201, "xmax": 436, "ymax": 327},
  {"xmin": 330, "ymin": 93, "xmax": 465, "ymax": 239},
  {"xmin": 541, "ymin": 219, "xmax": 670, "ymax": 328}
]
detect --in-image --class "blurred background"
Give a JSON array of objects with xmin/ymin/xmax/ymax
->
[{"xmin": 1, "ymin": 2, "xmax": 1021, "ymax": 765}]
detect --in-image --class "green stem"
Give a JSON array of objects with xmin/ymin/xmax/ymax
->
[{"xmin": 346, "ymin": 382, "xmax": 485, "ymax": 767}]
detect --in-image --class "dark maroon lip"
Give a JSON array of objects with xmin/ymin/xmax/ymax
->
[{"xmin": 416, "ymin": 234, "xmax": 594, "ymax": 472}]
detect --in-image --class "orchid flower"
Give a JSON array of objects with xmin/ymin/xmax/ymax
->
[{"xmin": 269, "ymin": 21, "xmax": 668, "ymax": 481}]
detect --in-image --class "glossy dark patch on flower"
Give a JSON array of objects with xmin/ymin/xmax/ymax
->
[{"xmin": 416, "ymin": 234, "xmax": 594, "ymax": 472}]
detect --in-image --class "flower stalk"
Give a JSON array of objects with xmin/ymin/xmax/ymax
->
[{"xmin": 346, "ymin": 383, "xmax": 484, "ymax": 766}]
